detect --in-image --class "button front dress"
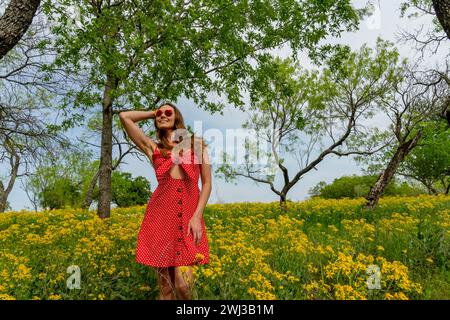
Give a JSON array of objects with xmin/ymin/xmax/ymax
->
[{"xmin": 135, "ymin": 146, "xmax": 210, "ymax": 267}]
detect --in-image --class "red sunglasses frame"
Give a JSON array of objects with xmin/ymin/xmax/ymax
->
[{"xmin": 156, "ymin": 109, "xmax": 173, "ymax": 117}]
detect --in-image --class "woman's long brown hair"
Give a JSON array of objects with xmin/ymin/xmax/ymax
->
[{"xmin": 153, "ymin": 101, "xmax": 207, "ymax": 162}]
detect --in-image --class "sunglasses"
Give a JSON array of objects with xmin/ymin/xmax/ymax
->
[{"xmin": 156, "ymin": 109, "xmax": 173, "ymax": 117}]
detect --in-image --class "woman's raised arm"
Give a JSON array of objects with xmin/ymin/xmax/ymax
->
[{"xmin": 119, "ymin": 110, "xmax": 158, "ymax": 161}]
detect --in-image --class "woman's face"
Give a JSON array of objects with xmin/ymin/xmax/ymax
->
[{"xmin": 156, "ymin": 105, "xmax": 175, "ymax": 130}]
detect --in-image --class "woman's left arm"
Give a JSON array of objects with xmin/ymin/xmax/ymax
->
[{"xmin": 193, "ymin": 145, "xmax": 212, "ymax": 219}]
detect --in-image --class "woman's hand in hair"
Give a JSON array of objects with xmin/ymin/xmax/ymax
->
[{"xmin": 119, "ymin": 111, "xmax": 157, "ymax": 159}]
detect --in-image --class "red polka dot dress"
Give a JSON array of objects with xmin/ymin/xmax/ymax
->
[{"xmin": 135, "ymin": 146, "xmax": 210, "ymax": 267}]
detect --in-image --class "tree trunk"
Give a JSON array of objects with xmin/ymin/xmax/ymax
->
[
  {"xmin": 97, "ymin": 74, "xmax": 118, "ymax": 219},
  {"xmin": 0, "ymin": 0, "xmax": 41, "ymax": 59},
  {"xmin": 365, "ymin": 131, "xmax": 422, "ymax": 209},
  {"xmin": 0, "ymin": 191, "xmax": 7, "ymax": 212},
  {"xmin": 432, "ymin": 0, "xmax": 450, "ymax": 39},
  {"xmin": 0, "ymin": 138, "xmax": 20, "ymax": 212},
  {"xmin": 441, "ymin": 176, "xmax": 450, "ymax": 195},
  {"xmin": 427, "ymin": 182, "xmax": 439, "ymax": 195},
  {"xmin": 279, "ymin": 193, "xmax": 287, "ymax": 213},
  {"xmin": 82, "ymin": 169, "xmax": 100, "ymax": 210}
]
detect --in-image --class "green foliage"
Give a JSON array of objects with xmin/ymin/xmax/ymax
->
[
  {"xmin": 398, "ymin": 119, "xmax": 450, "ymax": 193},
  {"xmin": 41, "ymin": 177, "xmax": 82, "ymax": 210},
  {"xmin": 29, "ymin": 147, "xmax": 153, "ymax": 209},
  {"xmin": 217, "ymin": 37, "xmax": 406, "ymax": 196},
  {"xmin": 40, "ymin": 0, "xmax": 367, "ymax": 120},
  {"xmin": 309, "ymin": 174, "xmax": 426, "ymax": 199},
  {"xmin": 110, "ymin": 171, "xmax": 152, "ymax": 208},
  {"xmin": 29, "ymin": 149, "xmax": 99, "ymax": 210},
  {"xmin": 3, "ymin": 200, "xmax": 12, "ymax": 212},
  {"xmin": 399, "ymin": 0, "xmax": 443, "ymax": 33}
]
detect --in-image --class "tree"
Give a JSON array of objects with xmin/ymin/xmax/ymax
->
[
  {"xmin": 0, "ymin": 110, "xmax": 74, "ymax": 212},
  {"xmin": 0, "ymin": 0, "xmax": 41, "ymax": 59},
  {"xmin": 40, "ymin": 0, "xmax": 370, "ymax": 218},
  {"xmin": 25, "ymin": 144, "xmax": 153, "ymax": 210},
  {"xmin": 398, "ymin": 0, "xmax": 450, "ymax": 127},
  {"xmin": 77, "ymin": 112, "xmax": 151, "ymax": 209},
  {"xmin": 216, "ymin": 38, "xmax": 401, "ymax": 207},
  {"xmin": 0, "ymin": 136, "xmax": 20, "ymax": 212},
  {"xmin": 399, "ymin": 0, "xmax": 449, "ymax": 58},
  {"xmin": 360, "ymin": 62, "xmax": 448, "ymax": 209},
  {"xmin": 110, "ymin": 171, "xmax": 152, "ymax": 208},
  {"xmin": 40, "ymin": 176, "xmax": 82, "ymax": 210},
  {"xmin": 432, "ymin": 0, "xmax": 450, "ymax": 39},
  {"xmin": 25, "ymin": 148, "xmax": 98, "ymax": 211},
  {"xmin": 403, "ymin": 0, "xmax": 450, "ymax": 40},
  {"xmin": 0, "ymin": 4, "xmax": 76, "ymax": 212},
  {"xmin": 308, "ymin": 174, "xmax": 425, "ymax": 199},
  {"xmin": 397, "ymin": 119, "xmax": 450, "ymax": 194}
]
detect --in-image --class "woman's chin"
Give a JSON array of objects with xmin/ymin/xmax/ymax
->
[{"xmin": 159, "ymin": 124, "xmax": 173, "ymax": 130}]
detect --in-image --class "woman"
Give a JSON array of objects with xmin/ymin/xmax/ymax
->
[{"xmin": 119, "ymin": 102, "xmax": 212, "ymax": 300}]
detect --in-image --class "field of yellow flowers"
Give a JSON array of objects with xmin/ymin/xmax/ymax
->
[{"xmin": 0, "ymin": 194, "xmax": 449, "ymax": 300}]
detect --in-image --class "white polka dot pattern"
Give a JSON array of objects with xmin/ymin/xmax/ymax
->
[{"xmin": 135, "ymin": 146, "xmax": 210, "ymax": 267}]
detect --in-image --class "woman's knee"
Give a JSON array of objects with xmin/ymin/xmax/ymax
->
[
  {"xmin": 175, "ymin": 267, "xmax": 193, "ymax": 290},
  {"xmin": 156, "ymin": 267, "xmax": 176, "ymax": 298},
  {"xmin": 156, "ymin": 267, "xmax": 174, "ymax": 285}
]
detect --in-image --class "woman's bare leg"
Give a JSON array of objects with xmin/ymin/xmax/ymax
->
[
  {"xmin": 174, "ymin": 266, "xmax": 195, "ymax": 300},
  {"xmin": 155, "ymin": 266, "xmax": 177, "ymax": 300}
]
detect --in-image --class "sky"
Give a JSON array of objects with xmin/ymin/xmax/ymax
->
[{"xmin": 2, "ymin": 0, "xmax": 448, "ymax": 211}]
